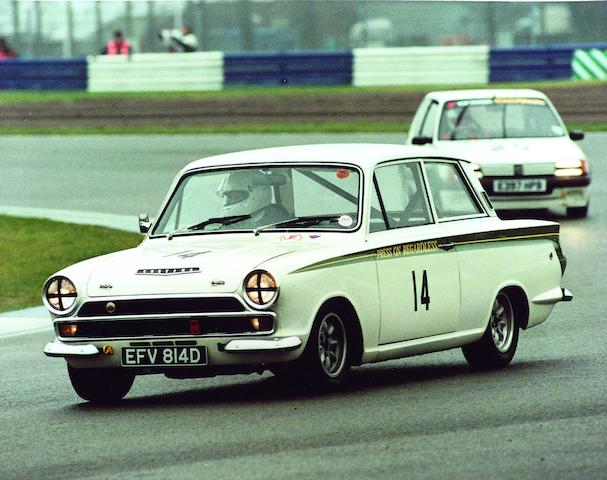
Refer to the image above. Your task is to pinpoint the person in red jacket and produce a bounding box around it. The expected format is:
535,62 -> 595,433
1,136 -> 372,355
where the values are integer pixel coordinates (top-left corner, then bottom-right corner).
0,37 -> 17,60
101,30 -> 131,55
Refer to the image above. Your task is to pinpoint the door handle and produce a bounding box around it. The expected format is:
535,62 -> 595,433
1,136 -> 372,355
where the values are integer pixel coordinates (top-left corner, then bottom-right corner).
438,241 -> 455,251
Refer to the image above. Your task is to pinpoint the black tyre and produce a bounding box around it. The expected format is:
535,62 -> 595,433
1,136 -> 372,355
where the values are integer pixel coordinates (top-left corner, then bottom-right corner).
277,305 -> 352,388
462,291 -> 519,369
68,365 -> 134,403
566,205 -> 588,218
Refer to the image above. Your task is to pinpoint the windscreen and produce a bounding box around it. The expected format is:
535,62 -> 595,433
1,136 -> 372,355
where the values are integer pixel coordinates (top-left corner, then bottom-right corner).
152,165 -> 361,237
438,98 -> 565,140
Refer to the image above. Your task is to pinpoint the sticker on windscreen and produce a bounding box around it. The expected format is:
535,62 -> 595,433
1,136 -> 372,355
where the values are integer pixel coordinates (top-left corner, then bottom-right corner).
338,215 -> 354,228
336,169 -> 350,179
494,98 -> 546,106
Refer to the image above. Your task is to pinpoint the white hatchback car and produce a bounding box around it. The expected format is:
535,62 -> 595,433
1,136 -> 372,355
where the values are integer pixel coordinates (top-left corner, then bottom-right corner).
407,89 -> 591,217
43,144 -> 572,403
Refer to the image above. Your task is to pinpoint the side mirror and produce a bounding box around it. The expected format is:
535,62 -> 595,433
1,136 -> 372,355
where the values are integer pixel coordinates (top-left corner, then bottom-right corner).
138,213 -> 152,234
411,136 -> 433,145
569,130 -> 585,141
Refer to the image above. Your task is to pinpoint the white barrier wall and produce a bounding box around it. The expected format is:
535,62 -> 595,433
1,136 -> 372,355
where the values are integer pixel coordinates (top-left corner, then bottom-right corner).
353,46 -> 489,87
87,52 -> 224,92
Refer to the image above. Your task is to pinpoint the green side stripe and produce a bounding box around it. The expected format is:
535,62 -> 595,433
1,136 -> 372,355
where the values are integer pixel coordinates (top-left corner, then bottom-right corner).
292,229 -> 558,274
454,232 -> 557,247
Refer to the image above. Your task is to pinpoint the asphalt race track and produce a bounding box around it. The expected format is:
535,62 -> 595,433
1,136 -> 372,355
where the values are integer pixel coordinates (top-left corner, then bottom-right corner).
1,134 -> 605,479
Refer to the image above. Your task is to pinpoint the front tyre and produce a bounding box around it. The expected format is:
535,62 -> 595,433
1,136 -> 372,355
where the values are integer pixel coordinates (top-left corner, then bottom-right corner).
279,306 -> 351,388
566,204 -> 589,218
68,365 -> 134,403
462,291 -> 519,369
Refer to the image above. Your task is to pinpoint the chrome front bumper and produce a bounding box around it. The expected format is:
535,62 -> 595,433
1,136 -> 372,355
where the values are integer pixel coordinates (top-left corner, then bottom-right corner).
44,341 -> 100,357
43,336 -> 303,358
222,336 -> 302,352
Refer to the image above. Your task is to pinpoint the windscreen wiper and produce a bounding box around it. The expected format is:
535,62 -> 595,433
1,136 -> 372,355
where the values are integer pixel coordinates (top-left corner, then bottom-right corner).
253,215 -> 341,236
167,214 -> 251,240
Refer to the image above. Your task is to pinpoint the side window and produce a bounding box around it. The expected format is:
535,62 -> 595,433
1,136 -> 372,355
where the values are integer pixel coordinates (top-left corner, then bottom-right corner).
419,101 -> 438,138
371,162 -> 432,232
425,162 -> 483,220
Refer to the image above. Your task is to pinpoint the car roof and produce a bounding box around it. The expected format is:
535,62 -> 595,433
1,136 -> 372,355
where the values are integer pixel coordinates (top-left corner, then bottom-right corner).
424,88 -> 549,103
181,143 -> 468,172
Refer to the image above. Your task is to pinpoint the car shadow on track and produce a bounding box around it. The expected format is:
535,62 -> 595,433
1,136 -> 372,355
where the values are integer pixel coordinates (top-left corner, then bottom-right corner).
69,357 -> 566,411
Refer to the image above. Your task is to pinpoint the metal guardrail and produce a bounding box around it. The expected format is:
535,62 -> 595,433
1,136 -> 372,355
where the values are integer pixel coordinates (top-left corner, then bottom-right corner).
224,51 -> 352,87
489,46 -> 574,82
0,58 -> 87,90
0,45 -> 605,92
490,44 -> 607,82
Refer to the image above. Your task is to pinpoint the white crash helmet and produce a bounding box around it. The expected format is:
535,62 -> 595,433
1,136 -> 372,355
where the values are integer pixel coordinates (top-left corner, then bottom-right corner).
217,170 -> 271,216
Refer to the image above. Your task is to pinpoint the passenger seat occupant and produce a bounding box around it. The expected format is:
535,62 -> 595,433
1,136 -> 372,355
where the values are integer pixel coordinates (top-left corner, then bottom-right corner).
217,170 -> 289,226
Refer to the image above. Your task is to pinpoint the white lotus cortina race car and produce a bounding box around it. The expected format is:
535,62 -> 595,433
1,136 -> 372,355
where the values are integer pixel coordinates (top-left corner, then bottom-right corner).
43,144 -> 572,403
407,89 -> 591,217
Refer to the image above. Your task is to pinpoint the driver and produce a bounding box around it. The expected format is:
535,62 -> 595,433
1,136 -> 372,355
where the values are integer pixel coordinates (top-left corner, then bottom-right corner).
217,170 -> 288,227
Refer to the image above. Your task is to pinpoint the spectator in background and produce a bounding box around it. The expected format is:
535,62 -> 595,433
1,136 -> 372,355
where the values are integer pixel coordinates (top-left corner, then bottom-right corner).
160,26 -> 199,53
102,30 -> 132,55
0,37 -> 17,60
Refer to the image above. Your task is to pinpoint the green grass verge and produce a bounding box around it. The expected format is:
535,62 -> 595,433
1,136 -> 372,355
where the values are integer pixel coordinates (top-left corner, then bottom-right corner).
0,216 -> 142,313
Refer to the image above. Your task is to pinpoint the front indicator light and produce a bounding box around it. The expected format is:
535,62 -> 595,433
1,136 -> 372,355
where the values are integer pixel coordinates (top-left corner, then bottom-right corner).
58,323 -> 78,337
244,270 -> 279,309
249,316 -> 273,332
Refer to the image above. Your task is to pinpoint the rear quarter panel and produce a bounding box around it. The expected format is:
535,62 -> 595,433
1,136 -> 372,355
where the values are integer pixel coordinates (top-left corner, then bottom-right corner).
442,218 -> 563,332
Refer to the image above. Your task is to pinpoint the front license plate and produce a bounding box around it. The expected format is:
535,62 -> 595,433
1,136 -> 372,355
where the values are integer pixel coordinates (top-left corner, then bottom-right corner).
121,346 -> 207,367
493,178 -> 547,193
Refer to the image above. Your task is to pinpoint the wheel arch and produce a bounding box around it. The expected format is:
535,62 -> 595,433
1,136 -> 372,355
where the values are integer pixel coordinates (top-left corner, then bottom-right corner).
317,296 -> 364,366
501,285 -> 530,330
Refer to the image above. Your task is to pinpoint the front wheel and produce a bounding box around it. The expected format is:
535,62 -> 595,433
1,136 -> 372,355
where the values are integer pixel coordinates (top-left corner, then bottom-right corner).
276,306 -> 351,388
566,204 -> 588,218
68,365 -> 134,403
462,291 -> 519,369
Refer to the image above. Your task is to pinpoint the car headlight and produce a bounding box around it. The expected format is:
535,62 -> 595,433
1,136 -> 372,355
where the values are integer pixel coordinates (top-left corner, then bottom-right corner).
243,270 -> 279,309
555,159 -> 587,177
43,276 -> 78,315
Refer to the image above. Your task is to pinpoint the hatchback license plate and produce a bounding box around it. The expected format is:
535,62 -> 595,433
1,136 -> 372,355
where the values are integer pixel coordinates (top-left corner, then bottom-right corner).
493,178 -> 547,193
122,346 -> 207,366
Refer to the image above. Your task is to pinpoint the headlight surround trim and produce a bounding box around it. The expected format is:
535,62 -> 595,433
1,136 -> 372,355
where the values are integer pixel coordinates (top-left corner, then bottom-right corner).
43,276 -> 79,316
243,270 -> 279,310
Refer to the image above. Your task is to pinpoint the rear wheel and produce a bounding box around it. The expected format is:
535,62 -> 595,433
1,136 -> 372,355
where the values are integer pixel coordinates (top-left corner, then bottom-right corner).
68,365 -> 134,403
462,291 -> 519,369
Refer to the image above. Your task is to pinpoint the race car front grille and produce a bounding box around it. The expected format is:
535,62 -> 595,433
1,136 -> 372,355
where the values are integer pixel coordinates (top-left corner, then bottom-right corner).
57,315 -> 274,339
77,297 -> 245,317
